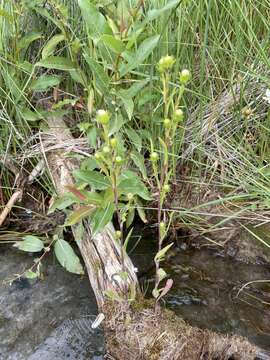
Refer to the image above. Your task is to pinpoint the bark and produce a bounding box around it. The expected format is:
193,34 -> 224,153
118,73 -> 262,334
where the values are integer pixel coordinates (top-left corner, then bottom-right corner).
45,116 -> 138,309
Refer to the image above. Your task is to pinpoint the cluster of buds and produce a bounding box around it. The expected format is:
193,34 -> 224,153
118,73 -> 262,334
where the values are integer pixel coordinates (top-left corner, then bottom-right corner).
157,55 -> 175,73
95,110 -> 123,166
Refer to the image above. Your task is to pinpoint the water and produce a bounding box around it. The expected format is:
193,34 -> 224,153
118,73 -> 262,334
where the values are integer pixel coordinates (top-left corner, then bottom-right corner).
1,231 -> 270,358
132,234 -> 270,352
0,246 -> 104,360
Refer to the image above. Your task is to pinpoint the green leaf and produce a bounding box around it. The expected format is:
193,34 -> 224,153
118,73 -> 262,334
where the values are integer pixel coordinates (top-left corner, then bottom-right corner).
123,227 -> 134,251
84,54 -> 110,95
18,32 -> 42,51
91,202 -> 115,235
30,75 -> 61,91
78,0 -> 111,41
137,204 -> 147,223
74,169 -> 111,190
154,243 -> 174,262
125,128 -> 142,152
69,68 -> 87,86
101,34 -> 125,53
120,96 -> 134,120
120,35 -> 160,76
54,239 -> 84,274
126,208 -> 135,228
152,288 -> 160,299
81,156 -> 99,171
14,235 -> 44,253
143,0 -> 180,24
21,107 -> 43,121
25,270 -> 39,279
65,205 -> 94,226
118,177 -> 151,201
119,80 -> 149,98
36,56 -> 75,71
157,268 -> 167,282
34,7 -> 64,31
85,191 -> 103,205
42,34 -> 65,59
48,196 -> 76,214
130,152 -> 147,180
87,127 -> 97,148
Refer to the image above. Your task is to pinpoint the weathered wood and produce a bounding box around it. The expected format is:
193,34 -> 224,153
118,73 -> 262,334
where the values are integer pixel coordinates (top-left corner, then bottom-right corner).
45,116 -> 139,308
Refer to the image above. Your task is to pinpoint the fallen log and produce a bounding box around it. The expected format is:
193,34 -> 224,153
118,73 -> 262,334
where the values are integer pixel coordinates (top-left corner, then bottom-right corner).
45,115 -> 267,360
45,116 -> 138,307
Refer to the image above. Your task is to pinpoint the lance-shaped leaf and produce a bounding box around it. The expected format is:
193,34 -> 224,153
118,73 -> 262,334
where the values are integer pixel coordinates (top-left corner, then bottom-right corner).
154,243 -> 174,262
73,169 -> 111,190
64,205 -> 94,226
54,239 -> 84,274
30,75 -> 61,91
14,235 -> 44,253
42,34 -> 65,59
36,56 -> 76,71
118,177 -> 152,201
91,202 -> 115,235
101,34 -> 125,53
78,0 -> 111,41
120,35 -> 160,76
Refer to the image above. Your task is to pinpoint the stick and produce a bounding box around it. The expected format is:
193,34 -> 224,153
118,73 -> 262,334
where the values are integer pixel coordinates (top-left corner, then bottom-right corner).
0,190 -> 22,227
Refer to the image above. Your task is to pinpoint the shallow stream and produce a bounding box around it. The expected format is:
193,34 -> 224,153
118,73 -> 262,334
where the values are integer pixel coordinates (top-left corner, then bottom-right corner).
1,232 -> 270,359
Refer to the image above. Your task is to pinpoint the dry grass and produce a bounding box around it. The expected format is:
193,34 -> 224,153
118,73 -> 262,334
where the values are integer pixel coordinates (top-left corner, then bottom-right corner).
104,302 -> 259,360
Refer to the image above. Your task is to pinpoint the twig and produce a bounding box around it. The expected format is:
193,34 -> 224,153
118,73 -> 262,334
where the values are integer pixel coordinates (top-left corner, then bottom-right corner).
0,190 -> 23,227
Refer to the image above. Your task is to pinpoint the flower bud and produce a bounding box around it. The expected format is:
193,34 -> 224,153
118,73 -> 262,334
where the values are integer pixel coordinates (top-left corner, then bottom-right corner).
127,193 -> 134,201
179,69 -> 191,84
103,146 -> 110,154
115,231 -> 122,239
163,118 -> 171,128
96,109 -> 110,125
163,184 -> 170,193
95,152 -> 101,160
157,55 -> 175,73
110,138 -> 117,148
174,108 -> 184,122
150,152 -> 159,162
115,156 -> 122,164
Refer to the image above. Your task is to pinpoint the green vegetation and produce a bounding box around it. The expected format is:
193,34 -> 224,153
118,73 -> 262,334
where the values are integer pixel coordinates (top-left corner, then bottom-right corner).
0,0 -> 270,295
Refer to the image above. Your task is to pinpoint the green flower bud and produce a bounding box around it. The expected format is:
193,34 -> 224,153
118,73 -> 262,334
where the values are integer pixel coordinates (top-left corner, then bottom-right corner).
160,221 -> 166,231
103,146 -> 110,154
150,152 -> 159,162
115,230 -> 122,239
110,138 -> 117,148
95,152 -> 101,159
127,193 -> 134,201
174,108 -> 184,122
96,109 -> 110,125
157,55 -> 175,73
163,184 -> 170,193
163,118 -> 171,128
179,69 -> 191,84
115,156 -> 122,164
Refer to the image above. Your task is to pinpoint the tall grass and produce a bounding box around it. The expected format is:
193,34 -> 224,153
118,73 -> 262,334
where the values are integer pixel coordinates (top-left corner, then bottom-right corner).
1,0 -> 270,240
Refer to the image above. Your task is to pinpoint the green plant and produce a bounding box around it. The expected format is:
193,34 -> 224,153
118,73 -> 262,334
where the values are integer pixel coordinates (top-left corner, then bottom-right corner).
150,57 -> 191,306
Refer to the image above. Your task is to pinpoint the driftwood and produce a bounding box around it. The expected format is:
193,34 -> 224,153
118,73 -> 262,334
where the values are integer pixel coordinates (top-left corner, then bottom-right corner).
44,116 -> 267,360
45,116 -> 138,307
